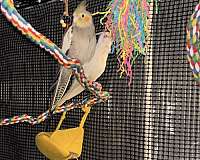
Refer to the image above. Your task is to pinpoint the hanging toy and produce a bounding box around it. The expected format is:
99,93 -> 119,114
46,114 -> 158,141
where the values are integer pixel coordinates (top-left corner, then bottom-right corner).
186,3 -> 200,85
102,0 -> 154,85
60,0 -> 71,29
36,105 -> 91,160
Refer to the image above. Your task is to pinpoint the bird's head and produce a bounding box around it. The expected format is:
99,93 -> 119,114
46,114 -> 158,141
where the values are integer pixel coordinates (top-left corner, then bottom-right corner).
73,1 -> 93,28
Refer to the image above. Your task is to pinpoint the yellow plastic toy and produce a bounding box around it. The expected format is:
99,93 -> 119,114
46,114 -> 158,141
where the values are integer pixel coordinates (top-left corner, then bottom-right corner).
36,106 -> 91,160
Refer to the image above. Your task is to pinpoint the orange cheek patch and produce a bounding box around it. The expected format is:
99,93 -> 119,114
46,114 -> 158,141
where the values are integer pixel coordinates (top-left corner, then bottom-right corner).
84,16 -> 90,23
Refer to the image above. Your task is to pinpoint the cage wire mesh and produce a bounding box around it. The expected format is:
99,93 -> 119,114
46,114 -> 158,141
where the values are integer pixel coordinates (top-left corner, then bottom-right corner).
0,0 -> 200,159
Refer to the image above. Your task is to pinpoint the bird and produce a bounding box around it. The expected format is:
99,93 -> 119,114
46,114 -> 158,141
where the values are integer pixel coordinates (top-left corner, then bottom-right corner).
55,32 -> 113,107
51,1 -> 96,111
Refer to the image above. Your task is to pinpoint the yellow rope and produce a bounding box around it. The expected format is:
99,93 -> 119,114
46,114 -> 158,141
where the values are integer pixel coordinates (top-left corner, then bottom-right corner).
56,111 -> 67,130
55,104 -> 91,131
79,105 -> 91,128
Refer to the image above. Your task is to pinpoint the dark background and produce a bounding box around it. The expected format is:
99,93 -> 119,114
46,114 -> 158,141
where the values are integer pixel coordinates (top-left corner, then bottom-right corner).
0,0 -> 199,159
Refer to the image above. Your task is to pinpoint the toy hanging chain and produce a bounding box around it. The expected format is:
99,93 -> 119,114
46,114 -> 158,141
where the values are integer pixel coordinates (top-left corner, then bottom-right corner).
0,0 -> 109,126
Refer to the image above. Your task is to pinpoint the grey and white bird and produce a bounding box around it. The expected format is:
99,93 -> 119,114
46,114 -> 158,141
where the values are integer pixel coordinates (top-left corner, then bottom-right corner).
55,32 -> 113,107
51,1 -> 96,111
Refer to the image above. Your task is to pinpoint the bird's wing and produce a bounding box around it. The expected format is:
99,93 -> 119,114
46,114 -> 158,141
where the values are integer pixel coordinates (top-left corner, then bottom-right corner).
52,68 -> 72,107
62,26 -> 73,53
50,26 -> 73,110
86,31 -> 97,60
68,25 -> 96,63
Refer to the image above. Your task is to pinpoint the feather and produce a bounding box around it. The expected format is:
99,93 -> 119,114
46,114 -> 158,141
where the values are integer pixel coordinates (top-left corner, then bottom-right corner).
74,1 -> 87,14
51,26 -> 73,110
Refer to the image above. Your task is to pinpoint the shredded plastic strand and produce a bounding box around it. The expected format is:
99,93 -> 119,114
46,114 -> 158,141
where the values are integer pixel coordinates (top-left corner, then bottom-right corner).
103,0 -> 153,85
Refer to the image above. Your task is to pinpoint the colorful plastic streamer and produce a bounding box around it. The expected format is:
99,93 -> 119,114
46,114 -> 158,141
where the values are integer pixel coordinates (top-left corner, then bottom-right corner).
0,0 -> 109,125
104,0 -> 152,85
186,4 -> 200,84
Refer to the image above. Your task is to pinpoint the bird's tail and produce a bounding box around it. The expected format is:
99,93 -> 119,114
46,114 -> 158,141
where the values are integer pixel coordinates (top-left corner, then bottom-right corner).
56,80 -> 85,107
50,67 -> 72,112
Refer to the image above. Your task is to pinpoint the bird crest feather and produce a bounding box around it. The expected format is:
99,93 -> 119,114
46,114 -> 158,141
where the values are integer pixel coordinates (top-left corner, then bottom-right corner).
74,1 -> 87,14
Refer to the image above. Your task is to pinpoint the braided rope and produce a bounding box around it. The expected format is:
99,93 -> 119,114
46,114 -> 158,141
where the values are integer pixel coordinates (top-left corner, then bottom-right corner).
0,0 -> 110,126
0,98 -> 102,126
186,3 -> 200,84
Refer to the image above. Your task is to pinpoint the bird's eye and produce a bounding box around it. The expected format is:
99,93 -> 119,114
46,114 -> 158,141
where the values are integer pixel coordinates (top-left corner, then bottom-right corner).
81,14 -> 85,18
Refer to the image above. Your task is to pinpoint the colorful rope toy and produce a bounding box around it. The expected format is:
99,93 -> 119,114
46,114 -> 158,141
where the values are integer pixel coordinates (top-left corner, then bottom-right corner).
0,0 -> 109,126
103,0 -> 152,86
186,3 -> 200,84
